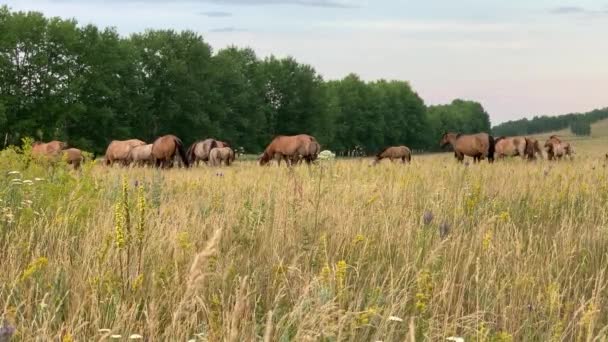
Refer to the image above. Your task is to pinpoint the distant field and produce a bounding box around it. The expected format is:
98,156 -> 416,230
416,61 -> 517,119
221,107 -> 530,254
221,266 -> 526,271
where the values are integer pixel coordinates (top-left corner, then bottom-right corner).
1,142 -> 608,341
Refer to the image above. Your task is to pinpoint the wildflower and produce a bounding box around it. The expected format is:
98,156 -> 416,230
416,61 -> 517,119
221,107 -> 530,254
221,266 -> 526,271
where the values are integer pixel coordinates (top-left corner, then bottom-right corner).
447,337 -> 464,342
129,334 -> 143,339
388,316 -> 403,322
0,321 -> 16,340
7,171 -> 20,175
439,222 -> 450,239
98,329 -> 111,333
34,177 -> 45,181
423,211 -> 434,225
110,334 -> 122,339
23,179 -> 34,185
352,234 -> 366,244
20,257 -> 48,282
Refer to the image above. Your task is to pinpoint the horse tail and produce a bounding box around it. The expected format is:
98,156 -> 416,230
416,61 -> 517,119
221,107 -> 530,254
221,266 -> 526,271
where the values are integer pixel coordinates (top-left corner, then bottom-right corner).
488,135 -> 496,162
406,149 -> 412,162
186,142 -> 197,164
174,137 -> 190,168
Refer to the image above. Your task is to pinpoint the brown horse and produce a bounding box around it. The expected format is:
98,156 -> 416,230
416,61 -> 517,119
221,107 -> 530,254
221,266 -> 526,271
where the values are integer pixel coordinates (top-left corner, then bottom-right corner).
259,134 -> 320,166
209,147 -> 235,166
128,144 -> 154,167
372,146 -> 411,165
62,148 -> 84,170
187,139 -> 219,165
494,136 -> 527,159
151,135 -> 189,168
440,132 -> 495,163
105,139 -> 146,166
32,141 -> 67,158
545,135 -> 573,160
524,138 -> 543,160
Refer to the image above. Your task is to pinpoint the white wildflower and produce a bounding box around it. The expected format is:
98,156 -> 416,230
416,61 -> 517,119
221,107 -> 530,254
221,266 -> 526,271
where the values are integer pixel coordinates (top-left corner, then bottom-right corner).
23,179 -> 33,185
129,334 -> 143,339
388,316 -> 403,322
98,328 -> 111,333
447,337 -> 465,342
110,334 -> 122,339
7,171 -> 20,175
34,177 -> 45,181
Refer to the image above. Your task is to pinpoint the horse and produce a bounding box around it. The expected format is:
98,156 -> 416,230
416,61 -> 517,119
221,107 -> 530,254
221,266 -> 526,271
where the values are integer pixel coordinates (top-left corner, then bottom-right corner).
494,136 -> 527,159
128,144 -> 154,167
32,141 -> 67,158
62,148 -> 84,170
151,135 -> 189,168
105,139 -> 146,166
187,139 -> 219,166
440,132 -> 495,163
209,147 -> 235,167
524,138 -> 543,160
371,146 -> 411,165
545,135 -> 573,161
259,134 -> 320,166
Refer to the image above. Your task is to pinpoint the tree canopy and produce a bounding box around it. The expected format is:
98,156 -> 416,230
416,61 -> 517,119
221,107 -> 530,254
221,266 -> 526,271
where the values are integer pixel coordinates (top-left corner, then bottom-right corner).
1,6 -> 499,155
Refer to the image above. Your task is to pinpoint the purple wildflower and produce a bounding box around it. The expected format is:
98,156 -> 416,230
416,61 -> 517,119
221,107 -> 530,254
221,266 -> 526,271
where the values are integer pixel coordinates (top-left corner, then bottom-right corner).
423,211 -> 434,225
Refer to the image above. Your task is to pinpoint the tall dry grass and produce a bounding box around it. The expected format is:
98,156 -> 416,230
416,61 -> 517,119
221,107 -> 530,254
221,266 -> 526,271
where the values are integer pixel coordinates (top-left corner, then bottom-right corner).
1,142 -> 608,341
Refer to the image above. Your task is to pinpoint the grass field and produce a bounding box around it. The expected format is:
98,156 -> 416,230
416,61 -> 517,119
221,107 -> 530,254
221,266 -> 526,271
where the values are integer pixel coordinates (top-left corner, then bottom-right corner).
1,138 -> 608,341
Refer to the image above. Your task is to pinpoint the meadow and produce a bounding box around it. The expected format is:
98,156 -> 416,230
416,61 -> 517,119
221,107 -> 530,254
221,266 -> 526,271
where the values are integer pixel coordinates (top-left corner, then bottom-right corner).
1,137 -> 608,341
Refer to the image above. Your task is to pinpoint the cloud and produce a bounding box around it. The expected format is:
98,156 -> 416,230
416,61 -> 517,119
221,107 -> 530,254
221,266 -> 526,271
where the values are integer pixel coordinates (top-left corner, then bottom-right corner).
549,6 -> 608,15
317,20 -> 512,33
209,26 -> 247,33
48,0 -> 357,8
200,11 -> 232,17
204,0 -> 356,8
550,6 -> 586,14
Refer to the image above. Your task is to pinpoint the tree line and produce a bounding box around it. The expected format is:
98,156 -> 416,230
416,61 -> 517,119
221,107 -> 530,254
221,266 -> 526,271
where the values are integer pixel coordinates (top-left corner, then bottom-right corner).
0,7 -> 492,155
492,108 -> 608,137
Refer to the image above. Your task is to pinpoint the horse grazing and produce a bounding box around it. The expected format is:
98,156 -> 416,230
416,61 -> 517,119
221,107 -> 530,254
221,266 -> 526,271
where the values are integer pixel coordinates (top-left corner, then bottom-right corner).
440,132 -> 495,163
545,135 -> 573,160
151,135 -> 189,168
128,144 -> 154,167
105,139 -> 146,166
524,138 -> 543,160
63,148 -> 84,170
494,136 -> 527,159
32,141 -> 67,158
259,134 -> 320,166
372,146 -> 411,165
209,147 -> 235,167
187,139 -> 219,165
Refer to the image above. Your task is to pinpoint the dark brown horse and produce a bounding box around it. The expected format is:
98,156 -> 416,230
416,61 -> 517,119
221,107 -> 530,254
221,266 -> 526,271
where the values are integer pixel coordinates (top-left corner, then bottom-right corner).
372,146 -> 411,165
151,135 -> 190,168
440,132 -> 495,163
524,138 -> 543,160
259,134 -> 320,166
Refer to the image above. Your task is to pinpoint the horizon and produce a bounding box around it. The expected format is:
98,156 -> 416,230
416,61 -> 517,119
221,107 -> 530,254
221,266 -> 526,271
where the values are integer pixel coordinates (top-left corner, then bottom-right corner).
4,0 -> 608,125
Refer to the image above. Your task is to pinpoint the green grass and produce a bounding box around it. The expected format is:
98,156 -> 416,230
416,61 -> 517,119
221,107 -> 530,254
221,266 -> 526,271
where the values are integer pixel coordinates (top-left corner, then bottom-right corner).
1,140 -> 608,341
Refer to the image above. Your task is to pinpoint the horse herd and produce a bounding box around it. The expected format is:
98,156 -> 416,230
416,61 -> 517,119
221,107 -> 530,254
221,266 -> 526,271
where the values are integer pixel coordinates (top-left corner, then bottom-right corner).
28,131 -> 575,170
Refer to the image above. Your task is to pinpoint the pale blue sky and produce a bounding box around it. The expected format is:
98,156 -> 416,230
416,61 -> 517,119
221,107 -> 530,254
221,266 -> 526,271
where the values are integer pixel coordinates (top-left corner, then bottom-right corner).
5,0 -> 608,124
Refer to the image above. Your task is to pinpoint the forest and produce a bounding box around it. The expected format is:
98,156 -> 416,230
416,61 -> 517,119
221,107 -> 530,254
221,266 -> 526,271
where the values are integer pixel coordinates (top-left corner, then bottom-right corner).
0,7 -> 493,155
492,108 -> 608,137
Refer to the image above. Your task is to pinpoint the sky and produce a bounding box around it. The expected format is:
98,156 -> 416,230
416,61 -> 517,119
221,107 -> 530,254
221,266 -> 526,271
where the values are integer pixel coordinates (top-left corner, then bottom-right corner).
4,0 -> 608,124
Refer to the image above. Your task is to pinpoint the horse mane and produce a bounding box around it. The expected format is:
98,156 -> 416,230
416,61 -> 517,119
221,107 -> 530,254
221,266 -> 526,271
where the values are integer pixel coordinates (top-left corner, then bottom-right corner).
455,133 -> 462,139
494,136 -> 506,144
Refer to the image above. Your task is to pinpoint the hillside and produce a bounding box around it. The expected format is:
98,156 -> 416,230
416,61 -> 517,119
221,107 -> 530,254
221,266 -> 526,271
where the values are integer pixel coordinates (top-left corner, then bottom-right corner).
492,108 -> 608,137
